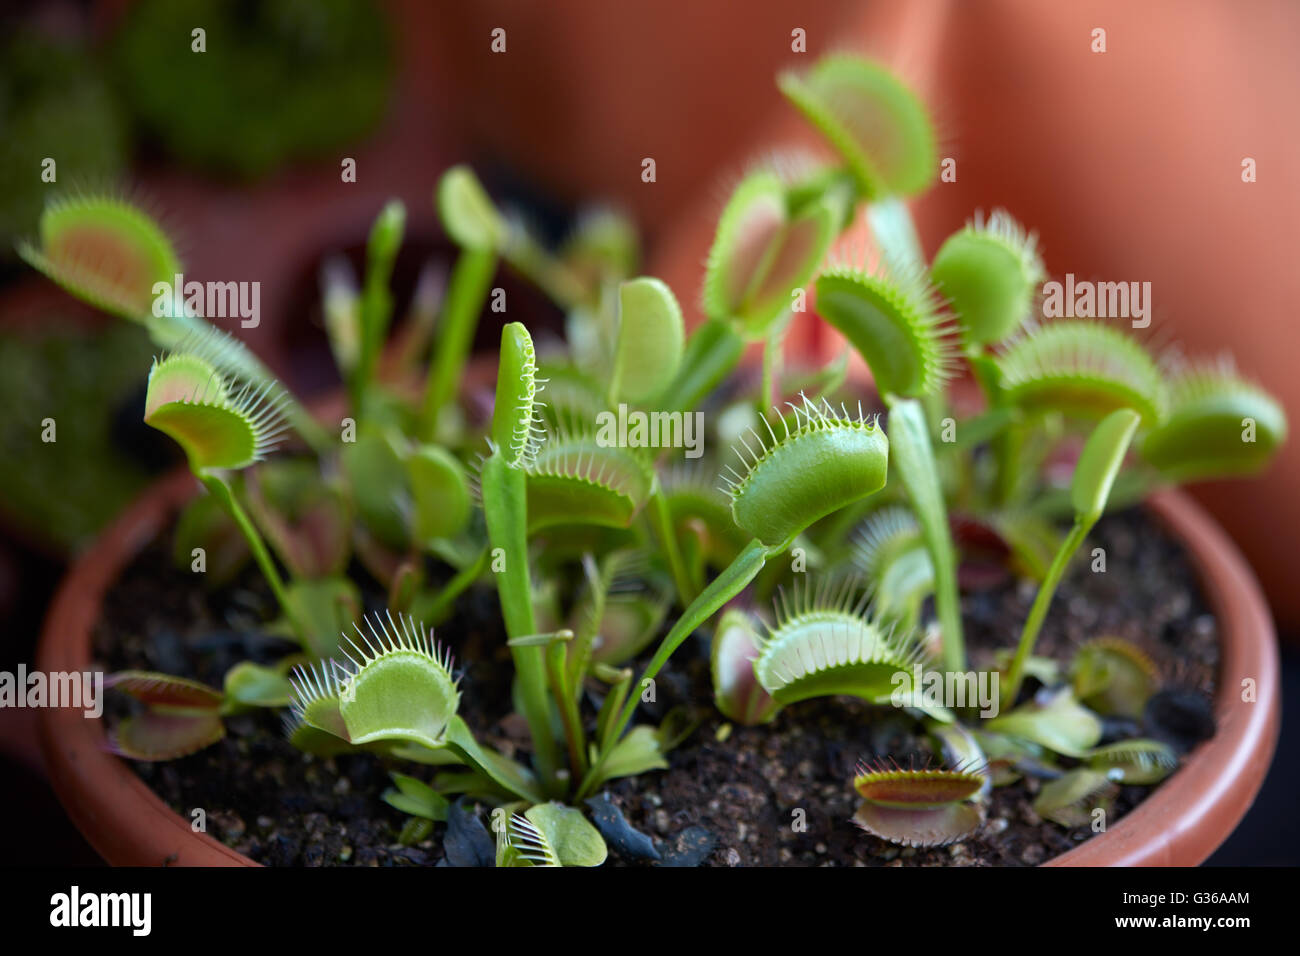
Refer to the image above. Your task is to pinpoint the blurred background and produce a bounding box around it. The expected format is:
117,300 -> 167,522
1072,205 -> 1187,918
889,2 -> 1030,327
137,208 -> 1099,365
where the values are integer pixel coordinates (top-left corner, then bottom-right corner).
1,0 -> 1295,864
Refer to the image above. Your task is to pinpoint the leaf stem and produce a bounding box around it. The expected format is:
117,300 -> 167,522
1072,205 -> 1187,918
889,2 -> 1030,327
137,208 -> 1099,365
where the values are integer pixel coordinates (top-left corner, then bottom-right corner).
576,537 -> 768,799
419,248 -> 496,442
479,454 -> 563,794
647,485 -> 696,605
1003,519 -> 1090,705
412,545 -> 490,623
885,398 -> 965,673
545,640 -> 588,778
200,474 -> 300,639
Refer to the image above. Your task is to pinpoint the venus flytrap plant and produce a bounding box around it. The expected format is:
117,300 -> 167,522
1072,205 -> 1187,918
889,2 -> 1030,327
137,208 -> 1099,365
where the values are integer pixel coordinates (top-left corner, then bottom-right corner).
931,210 -> 1045,353
751,578 -> 945,717
851,506 -> 934,633
104,659 -> 303,760
850,760 -> 987,847
142,340 -> 308,641
1069,636 -> 1159,719
579,395 -> 891,798
1032,768 -> 1117,828
711,607 -> 780,725
703,169 -> 837,340
810,260 -> 965,671
32,49 -> 1292,863
479,322 -> 565,794
352,199 -> 406,415
779,55 -> 936,203
1141,356 -> 1288,482
19,191 -> 330,451
1086,739 -> 1179,785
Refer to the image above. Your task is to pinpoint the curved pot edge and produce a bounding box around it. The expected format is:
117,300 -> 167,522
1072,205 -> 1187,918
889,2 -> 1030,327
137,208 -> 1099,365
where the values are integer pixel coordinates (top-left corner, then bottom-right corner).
1044,488 -> 1280,866
36,478 -> 1278,867
36,469 -> 257,867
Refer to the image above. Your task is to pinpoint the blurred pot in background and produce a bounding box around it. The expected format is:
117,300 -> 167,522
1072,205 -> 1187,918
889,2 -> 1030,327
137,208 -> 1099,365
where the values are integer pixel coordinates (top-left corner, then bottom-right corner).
429,0 -> 940,242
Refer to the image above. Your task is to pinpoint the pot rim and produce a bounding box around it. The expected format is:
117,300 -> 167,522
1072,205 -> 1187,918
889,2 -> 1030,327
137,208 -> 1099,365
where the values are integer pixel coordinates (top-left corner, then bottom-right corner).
36,475 -> 1278,866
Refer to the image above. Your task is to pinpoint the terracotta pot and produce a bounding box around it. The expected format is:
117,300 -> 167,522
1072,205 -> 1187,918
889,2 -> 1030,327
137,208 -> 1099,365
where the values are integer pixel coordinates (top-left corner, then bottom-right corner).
37,471 -> 1278,866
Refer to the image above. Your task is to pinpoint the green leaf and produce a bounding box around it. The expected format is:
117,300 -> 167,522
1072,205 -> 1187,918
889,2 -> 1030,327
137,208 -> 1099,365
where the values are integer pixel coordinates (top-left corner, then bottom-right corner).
657,317 -> 745,413
1069,636 -> 1158,719
610,277 -> 685,403
408,443 -> 471,543
851,506 -> 933,628
1086,739 -> 1178,784
711,608 -> 779,725
223,661 -> 293,709
525,432 -> 655,532
340,426 -> 411,549
507,629 -> 574,648
382,772 -> 450,821
144,352 -> 289,472
523,803 -> 608,867
995,321 -> 1164,424
887,399 -> 963,671
491,322 -> 544,468
1032,768 -> 1116,827
814,267 -> 954,398
437,165 -> 505,251
725,395 -> 888,550
752,581 -> 929,707
336,613 -> 461,750
1070,408 -> 1141,523
593,725 -> 668,783
283,577 -> 362,661
930,210 -> 1044,347
1141,359 -> 1287,482
779,55 -> 937,200
702,172 -> 834,336
987,688 -> 1102,758
17,192 -> 181,320
444,716 -> 545,804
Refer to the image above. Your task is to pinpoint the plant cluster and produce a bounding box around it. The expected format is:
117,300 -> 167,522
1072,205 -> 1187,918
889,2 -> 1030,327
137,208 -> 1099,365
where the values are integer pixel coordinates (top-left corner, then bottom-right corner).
22,53 -> 1286,861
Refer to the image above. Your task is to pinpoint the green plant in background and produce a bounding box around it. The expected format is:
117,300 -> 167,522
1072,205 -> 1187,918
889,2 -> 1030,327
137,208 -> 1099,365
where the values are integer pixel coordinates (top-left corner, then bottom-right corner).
0,322 -> 156,549
25,51 -> 1288,862
0,29 -> 128,259
110,0 -> 391,179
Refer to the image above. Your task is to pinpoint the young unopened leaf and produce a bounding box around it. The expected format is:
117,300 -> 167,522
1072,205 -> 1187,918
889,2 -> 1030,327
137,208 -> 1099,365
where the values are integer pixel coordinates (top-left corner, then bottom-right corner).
1071,408 -> 1140,523
438,165 -> 505,251
408,443 -> 472,543
610,277 -> 684,403
382,772 -> 450,822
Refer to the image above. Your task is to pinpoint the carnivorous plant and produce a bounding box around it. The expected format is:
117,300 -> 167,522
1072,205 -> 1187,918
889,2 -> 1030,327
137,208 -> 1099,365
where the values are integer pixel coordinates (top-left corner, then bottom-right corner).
23,52 -> 1285,860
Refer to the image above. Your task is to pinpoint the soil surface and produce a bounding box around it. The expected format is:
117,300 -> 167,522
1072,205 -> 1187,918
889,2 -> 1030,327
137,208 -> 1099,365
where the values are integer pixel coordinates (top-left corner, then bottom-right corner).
97,508 -> 1218,866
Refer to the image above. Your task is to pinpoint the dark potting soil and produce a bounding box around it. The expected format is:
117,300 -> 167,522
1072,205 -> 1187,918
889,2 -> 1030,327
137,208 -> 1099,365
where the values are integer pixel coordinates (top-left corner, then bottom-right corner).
95,507 -> 1218,866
